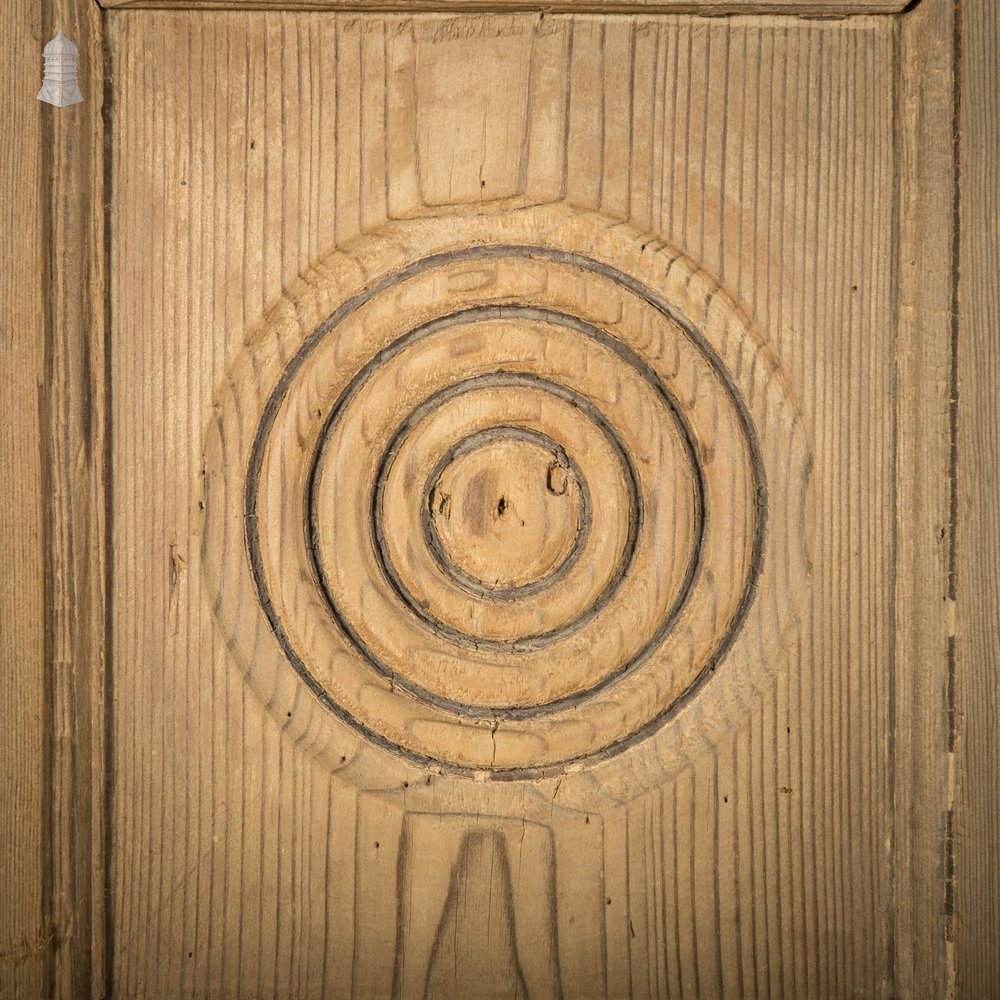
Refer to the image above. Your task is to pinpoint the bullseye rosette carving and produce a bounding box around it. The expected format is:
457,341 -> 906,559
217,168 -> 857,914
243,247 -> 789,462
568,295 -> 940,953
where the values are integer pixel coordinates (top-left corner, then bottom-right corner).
203,206 -> 810,783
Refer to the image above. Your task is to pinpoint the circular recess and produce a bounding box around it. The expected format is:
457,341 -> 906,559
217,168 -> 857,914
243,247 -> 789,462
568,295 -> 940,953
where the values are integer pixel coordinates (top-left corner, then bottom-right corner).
423,428 -> 586,598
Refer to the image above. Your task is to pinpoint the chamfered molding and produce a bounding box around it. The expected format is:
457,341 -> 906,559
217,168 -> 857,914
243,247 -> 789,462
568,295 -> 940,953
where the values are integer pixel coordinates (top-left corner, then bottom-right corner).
99,0 -> 908,13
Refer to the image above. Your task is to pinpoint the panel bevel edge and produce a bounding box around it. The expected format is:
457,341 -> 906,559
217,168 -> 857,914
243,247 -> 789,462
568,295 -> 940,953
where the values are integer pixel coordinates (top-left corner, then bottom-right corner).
40,0 -> 110,997
95,0 -> 909,15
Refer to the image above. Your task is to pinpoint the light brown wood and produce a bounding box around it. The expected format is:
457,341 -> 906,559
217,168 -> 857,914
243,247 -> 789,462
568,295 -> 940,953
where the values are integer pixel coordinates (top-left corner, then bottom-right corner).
37,0 -> 111,997
892,0 -> 957,995
1,2 -> 108,998
207,205 -> 806,773
956,0 -> 1000,994
4,0 -> 993,996
105,8 -> 907,997
99,0 -> 909,13
0,2 -> 49,995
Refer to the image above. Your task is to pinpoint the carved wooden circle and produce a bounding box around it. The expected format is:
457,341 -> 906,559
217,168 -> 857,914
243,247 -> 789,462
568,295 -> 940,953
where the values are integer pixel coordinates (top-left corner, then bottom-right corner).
204,206 -> 810,783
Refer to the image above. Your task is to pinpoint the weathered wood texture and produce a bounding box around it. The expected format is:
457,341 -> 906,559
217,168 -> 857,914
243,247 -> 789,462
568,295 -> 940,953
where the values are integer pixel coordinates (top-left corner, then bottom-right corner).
956,0 -> 1000,995
100,1 -> 908,13
1,2 -> 108,998
892,0 -> 956,995
0,2 -> 48,995
107,9 -> 907,997
38,0 -> 110,998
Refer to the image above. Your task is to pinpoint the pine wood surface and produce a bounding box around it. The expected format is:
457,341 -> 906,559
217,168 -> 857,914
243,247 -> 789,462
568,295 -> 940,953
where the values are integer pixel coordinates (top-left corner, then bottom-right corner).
43,0 -> 113,998
4,0 -> 992,996
105,9 -> 906,998
99,1 -> 909,15
37,0 -> 111,997
956,0 -> 1000,994
0,2 -> 48,994
1,1 -> 108,998
891,0 -> 957,995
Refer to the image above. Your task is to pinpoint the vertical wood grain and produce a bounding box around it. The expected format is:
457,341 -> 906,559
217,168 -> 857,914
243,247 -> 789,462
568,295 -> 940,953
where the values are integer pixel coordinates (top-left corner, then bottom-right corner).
107,11 -> 902,998
892,0 -> 956,995
635,17 -> 897,999
39,0 -> 110,997
0,3 -> 48,997
956,0 -> 1000,994
2,2 -> 108,998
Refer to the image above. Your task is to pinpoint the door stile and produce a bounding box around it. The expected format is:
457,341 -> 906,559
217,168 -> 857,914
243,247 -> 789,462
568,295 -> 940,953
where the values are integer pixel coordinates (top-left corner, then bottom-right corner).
893,0 -> 959,995
40,0 -> 111,996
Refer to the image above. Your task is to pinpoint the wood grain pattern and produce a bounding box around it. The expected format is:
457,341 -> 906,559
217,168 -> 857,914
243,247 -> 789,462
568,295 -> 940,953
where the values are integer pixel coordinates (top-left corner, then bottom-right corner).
1,2 -> 108,998
0,3 -> 48,996
106,9 -> 907,997
99,0 -> 909,13
38,1 -> 110,997
892,0 -> 957,995
956,0 -> 1000,994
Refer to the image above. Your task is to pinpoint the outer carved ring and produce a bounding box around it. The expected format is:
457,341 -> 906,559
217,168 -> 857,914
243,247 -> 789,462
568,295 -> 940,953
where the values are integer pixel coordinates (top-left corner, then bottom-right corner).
203,205 -> 811,786
250,247 -> 758,760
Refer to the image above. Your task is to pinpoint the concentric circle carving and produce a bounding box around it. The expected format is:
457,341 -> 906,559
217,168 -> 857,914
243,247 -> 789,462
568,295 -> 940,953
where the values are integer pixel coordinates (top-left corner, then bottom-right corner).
204,206 -> 810,781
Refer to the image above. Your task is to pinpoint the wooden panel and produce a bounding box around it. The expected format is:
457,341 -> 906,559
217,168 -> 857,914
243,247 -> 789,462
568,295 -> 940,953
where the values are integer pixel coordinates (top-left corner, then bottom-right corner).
957,0 -> 1000,995
107,9 -> 902,998
0,2 -> 48,996
100,1 -> 908,13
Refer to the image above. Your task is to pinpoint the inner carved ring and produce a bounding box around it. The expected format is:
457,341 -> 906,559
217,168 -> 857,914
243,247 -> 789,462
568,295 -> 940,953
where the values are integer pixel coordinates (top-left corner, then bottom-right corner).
367,370 -> 646,653
422,425 -> 591,600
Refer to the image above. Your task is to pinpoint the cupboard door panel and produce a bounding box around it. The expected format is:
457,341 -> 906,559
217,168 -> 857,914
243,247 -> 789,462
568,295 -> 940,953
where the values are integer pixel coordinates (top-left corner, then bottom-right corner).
100,8 -> 941,998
